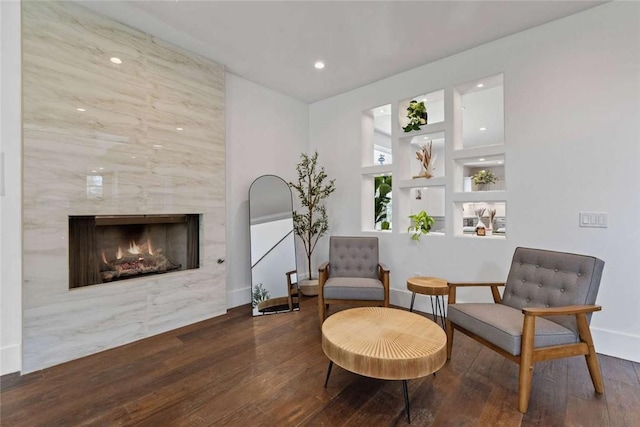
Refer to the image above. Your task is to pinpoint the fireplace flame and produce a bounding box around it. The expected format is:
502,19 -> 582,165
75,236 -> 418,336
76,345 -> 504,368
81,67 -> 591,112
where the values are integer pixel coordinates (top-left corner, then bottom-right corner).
147,238 -> 154,255
128,239 -> 141,255
101,250 -> 108,265
116,247 -> 123,260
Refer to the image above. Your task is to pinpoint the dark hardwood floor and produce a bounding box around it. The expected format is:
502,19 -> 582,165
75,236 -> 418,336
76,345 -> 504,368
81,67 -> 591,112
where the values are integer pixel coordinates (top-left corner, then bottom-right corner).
2,296 -> 639,426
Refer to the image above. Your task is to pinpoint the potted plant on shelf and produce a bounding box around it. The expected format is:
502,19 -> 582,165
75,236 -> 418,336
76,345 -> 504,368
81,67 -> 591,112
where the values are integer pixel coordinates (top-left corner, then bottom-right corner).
408,210 -> 435,240
471,169 -> 498,191
403,100 -> 428,132
289,151 -> 336,295
374,175 -> 392,230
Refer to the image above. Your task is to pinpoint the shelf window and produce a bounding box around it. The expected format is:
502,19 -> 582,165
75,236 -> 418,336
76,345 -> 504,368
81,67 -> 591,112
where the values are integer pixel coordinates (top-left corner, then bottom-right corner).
363,104 -> 392,167
458,74 -> 504,149
407,131 -> 446,180
409,187 -> 445,234
459,154 -> 505,192
460,201 -> 506,237
374,174 -> 392,231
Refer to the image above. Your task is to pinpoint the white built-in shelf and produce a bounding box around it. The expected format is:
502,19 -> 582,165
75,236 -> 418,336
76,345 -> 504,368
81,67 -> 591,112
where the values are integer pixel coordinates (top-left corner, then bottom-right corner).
361,164 -> 393,175
452,144 -> 505,160
397,122 -> 446,140
398,177 -> 446,189
452,191 -> 506,203
456,233 -> 506,240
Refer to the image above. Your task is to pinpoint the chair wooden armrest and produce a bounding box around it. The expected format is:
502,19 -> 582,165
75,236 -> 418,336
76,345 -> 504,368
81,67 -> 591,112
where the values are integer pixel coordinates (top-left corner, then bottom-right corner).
318,262 -> 330,288
447,282 -> 505,304
522,305 -> 601,317
377,263 -> 390,307
318,261 -> 329,273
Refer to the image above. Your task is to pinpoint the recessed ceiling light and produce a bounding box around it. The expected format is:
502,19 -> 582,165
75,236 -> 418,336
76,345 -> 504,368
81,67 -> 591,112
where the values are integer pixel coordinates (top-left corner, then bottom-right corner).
479,158 -> 486,162
497,161 -> 504,164
314,61 -> 325,69
110,57 -> 122,64
131,156 -> 136,159
76,108 -> 85,112
99,167 -> 104,170
153,144 -> 163,148
477,83 -> 484,88
480,127 -> 487,131
176,127 -> 183,131
91,170 -> 97,173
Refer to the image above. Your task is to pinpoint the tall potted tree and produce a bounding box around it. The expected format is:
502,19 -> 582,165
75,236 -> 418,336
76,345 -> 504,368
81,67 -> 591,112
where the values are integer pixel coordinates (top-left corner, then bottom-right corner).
289,151 -> 336,295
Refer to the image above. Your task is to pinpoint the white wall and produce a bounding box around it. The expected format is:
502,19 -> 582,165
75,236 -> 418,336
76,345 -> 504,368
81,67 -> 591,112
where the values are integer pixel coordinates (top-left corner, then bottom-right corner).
226,73 -> 308,308
309,2 -> 640,362
0,0 -> 22,375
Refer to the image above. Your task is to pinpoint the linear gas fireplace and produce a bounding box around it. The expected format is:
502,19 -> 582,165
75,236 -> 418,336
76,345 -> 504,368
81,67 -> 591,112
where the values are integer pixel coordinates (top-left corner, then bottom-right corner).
69,214 -> 200,288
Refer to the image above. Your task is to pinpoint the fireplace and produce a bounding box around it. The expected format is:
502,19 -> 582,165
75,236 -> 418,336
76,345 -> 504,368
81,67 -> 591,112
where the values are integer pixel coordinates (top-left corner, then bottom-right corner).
69,214 -> 200,288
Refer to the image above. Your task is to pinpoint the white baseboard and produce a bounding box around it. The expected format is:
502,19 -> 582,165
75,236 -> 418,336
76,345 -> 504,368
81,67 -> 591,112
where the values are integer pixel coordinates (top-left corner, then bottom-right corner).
390,288 -> 440,315
227,286 -> 251,309
591,327 -> 640,363
1,344 -> 21,375
390,288 -> 640,363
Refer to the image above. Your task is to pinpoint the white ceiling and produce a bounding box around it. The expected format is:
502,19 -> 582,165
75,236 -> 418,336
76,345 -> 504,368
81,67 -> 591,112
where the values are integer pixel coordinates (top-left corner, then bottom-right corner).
79,1 -> 606,104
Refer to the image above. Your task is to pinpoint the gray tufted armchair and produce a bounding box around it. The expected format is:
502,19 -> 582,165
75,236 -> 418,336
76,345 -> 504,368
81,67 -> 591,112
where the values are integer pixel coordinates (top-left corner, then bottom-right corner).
446,247 -> 605,413
318,236 -> 390,323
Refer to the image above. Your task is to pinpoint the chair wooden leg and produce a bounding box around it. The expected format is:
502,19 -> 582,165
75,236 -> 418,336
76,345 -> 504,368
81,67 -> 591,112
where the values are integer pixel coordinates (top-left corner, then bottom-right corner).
445,319 -> 454,360
577,313 -> 605,394
518,314 -> 536,413
318,295 -> 325,325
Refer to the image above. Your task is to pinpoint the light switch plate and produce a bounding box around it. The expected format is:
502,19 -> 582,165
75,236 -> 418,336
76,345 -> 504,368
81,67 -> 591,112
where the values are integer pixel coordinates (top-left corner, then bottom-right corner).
579,212 -> 607,228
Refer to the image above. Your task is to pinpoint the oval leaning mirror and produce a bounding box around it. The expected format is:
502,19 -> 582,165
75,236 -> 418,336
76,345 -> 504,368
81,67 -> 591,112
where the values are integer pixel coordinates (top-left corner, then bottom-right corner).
249,175 -> 299,316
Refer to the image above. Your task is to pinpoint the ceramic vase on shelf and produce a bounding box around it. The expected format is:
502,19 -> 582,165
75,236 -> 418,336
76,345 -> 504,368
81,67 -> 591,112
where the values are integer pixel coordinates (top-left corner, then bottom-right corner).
476,216 -> 487,236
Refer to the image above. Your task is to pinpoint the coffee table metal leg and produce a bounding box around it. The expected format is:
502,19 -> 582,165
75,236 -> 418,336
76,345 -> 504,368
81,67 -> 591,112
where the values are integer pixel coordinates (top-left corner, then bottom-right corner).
409,292 -> 416,312
402,379 -> 411,423
436,295 -> 446,329
324,361 -> 334,388
429,296 -> 437,323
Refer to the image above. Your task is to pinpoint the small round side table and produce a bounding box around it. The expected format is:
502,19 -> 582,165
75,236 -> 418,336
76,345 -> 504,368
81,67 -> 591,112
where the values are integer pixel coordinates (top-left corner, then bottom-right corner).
407,276 -> 448,329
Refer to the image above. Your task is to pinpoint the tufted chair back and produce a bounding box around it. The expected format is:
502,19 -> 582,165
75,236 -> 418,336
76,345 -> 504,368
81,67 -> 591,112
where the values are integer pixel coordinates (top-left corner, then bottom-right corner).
502,247 -> 605,334
329,236 -> 379,279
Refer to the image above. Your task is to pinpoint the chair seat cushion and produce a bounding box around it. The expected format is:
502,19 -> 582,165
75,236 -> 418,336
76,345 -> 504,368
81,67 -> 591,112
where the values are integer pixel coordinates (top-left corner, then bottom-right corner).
448,303 -> 578,356
323,277 -> 384,301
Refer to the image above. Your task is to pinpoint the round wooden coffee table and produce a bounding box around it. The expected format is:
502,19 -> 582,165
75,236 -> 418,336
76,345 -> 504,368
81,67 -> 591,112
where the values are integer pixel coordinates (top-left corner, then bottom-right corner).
407,276 -> 449,329
322,307 -> 447,423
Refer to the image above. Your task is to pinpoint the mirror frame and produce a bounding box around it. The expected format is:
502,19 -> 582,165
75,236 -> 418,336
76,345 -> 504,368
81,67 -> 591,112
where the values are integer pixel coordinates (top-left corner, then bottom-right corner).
248,175 -> 298,316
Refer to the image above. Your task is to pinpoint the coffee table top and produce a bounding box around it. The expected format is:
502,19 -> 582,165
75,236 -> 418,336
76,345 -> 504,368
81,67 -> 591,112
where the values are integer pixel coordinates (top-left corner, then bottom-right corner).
321,307 -> 447,380
407,276 -> 449,296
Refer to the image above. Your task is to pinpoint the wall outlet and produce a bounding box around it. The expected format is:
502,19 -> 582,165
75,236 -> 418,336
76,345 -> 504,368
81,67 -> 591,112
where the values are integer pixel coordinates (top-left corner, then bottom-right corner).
579,212 -> 608,228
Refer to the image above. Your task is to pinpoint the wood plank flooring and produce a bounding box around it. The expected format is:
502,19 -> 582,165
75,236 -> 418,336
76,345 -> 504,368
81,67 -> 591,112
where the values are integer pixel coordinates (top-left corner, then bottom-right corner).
2,296 -> 639,426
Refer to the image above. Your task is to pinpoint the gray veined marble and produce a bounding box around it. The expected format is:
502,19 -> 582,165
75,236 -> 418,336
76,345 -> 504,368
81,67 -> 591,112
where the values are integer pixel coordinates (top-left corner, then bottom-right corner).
21,1 -> 226,373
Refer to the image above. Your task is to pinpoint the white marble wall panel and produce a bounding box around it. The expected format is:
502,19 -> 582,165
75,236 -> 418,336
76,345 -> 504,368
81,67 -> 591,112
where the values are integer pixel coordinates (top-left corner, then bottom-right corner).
21,1 -> 226,373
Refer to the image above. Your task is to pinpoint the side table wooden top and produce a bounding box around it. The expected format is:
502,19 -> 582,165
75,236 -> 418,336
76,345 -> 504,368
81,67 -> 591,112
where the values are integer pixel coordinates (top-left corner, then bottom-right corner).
321,307 -> 447,380
407,276 -> 449,296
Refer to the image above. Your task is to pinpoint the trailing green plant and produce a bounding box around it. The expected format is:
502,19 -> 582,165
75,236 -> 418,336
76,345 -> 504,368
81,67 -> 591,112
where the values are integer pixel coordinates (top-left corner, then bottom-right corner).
252,283 -> 270,307
402,100 -> 427,132
289,151 -> 336,279
374,175 -> 392,230
471,169 -> 498,185
407,210 -> 435,240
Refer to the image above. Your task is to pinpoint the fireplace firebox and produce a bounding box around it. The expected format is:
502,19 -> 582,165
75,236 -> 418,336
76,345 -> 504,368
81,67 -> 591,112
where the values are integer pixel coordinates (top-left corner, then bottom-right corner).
69,214 -> 200,288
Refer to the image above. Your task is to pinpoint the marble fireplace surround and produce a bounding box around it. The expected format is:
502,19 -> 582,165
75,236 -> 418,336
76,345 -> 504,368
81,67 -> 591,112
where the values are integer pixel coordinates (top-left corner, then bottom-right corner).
22,2 -> 226,373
